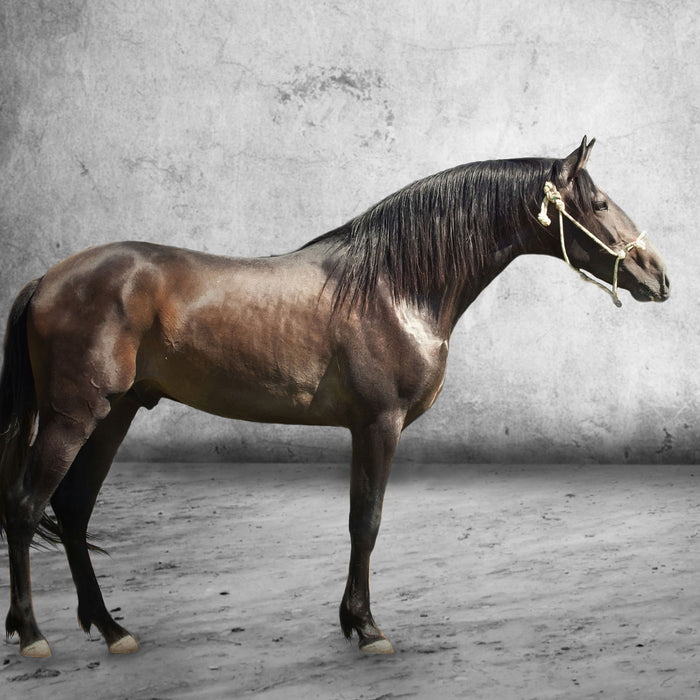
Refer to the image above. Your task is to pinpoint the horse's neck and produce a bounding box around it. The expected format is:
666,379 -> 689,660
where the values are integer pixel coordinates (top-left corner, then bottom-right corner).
444,229 -> 535,333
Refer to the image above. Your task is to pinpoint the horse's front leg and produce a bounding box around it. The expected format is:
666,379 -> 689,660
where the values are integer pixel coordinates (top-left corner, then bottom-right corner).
340,413 -> 403,654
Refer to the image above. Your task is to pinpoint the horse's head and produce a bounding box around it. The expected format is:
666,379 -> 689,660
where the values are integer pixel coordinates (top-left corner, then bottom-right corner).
540,137 -> 669,305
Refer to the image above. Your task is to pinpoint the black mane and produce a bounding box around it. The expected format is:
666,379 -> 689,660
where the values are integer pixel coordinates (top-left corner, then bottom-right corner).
305,157 -> 562,313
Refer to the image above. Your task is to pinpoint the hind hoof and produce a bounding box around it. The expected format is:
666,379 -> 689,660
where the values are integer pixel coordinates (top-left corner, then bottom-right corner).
109,634 -> 139,654
21,638 -> 52,658
359,636 -> 394,654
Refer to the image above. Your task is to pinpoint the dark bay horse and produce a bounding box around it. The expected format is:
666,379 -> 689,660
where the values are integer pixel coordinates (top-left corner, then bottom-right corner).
0,137 -> 669,658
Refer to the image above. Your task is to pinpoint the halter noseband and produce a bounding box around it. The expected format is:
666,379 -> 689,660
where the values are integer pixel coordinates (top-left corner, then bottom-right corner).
537,181 -> 647,307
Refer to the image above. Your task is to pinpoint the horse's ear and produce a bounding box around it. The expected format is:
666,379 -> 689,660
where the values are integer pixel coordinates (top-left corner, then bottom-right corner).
560,136 -> 596,183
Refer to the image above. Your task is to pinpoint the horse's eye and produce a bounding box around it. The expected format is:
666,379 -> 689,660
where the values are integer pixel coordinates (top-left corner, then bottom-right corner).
593,200 -> 608,211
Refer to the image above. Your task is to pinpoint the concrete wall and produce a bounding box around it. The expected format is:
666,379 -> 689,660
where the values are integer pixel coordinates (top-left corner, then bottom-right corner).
0,1 -> 697,463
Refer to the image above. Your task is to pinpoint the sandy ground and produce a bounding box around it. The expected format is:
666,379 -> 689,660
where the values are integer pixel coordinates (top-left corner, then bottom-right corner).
1,461 -> 699,700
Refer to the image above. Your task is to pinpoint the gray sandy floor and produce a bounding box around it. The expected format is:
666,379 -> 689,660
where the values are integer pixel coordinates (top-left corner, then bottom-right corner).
1,462 -> 699,699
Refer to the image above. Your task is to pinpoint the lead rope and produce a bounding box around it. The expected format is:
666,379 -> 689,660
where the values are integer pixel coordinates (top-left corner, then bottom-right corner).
537,181 -> 647,307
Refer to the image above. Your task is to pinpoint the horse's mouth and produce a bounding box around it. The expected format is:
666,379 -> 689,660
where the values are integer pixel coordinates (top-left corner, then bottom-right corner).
630,279 -> 670,303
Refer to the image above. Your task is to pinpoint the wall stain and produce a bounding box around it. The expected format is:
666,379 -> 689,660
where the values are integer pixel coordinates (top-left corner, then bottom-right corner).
274,65 -> 395,150
122,155 -> 200,192
276,65 -> 384,106
656,427 -> 673,455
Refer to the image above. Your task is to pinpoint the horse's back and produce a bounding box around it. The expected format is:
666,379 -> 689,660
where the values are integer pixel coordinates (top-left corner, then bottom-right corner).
30,240 -> 330,335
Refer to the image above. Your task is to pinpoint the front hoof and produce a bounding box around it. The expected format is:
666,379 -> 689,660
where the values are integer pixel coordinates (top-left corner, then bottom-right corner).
21,638 -> 52,658
359,635 -> 394,654
109,633 -> 139,654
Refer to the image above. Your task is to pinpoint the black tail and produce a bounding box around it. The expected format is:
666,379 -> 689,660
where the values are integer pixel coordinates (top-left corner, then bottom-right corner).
0,279 -> 41,539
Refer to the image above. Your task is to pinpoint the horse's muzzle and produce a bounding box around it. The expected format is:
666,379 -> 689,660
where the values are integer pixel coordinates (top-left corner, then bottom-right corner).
631,273 -> 670,302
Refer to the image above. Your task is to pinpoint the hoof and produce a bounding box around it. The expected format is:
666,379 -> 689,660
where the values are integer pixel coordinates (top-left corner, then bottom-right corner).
359,636 -> 394,654
109,634 -> 139,654
21,638 -> 52,658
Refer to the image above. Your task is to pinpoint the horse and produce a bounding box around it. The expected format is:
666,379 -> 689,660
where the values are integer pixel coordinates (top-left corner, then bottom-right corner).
0,136 -> 669,658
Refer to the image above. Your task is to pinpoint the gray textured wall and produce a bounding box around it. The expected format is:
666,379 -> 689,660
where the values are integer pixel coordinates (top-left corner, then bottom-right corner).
0,1 -> 697,463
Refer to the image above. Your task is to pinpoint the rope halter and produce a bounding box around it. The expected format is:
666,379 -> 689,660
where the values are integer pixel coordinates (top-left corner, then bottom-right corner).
537,181 -> 647,307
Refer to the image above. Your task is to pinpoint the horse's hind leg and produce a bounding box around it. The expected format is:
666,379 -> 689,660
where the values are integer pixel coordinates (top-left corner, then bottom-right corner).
50,392 -> 140,654
5,410 -> 100,657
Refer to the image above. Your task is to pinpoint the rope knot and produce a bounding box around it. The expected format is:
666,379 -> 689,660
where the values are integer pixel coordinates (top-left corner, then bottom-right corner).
538,181 -> 565,226
629,231 -> 648,252
543,181 -> 559,200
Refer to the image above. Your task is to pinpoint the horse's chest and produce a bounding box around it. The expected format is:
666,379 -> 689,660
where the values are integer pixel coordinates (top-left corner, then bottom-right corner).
401,338 -> 448,420
365,310 -> 449,421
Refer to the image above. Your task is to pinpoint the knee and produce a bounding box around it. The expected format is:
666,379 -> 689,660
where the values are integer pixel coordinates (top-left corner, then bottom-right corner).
349,510 -> 382,542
